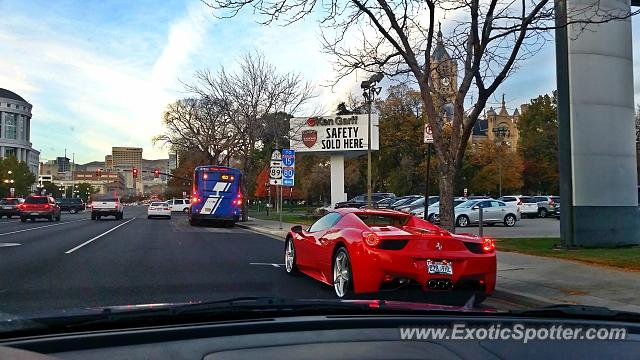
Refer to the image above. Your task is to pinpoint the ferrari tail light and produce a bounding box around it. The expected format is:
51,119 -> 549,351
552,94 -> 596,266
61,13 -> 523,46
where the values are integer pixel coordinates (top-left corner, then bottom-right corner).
115,203 -> 119,209
481,237 -> 496,253
362,231 -> 380,247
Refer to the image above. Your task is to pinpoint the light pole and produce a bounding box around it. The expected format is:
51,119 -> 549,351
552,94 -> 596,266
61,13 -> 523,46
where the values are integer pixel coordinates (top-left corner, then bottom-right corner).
361,72 -> 384,208
492,126 -> 510,197
3,170 -> 14,197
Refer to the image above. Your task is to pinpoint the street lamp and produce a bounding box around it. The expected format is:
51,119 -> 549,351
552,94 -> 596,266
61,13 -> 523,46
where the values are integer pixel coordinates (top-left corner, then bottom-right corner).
492,126 -> 510,197
361,72 -> 384,208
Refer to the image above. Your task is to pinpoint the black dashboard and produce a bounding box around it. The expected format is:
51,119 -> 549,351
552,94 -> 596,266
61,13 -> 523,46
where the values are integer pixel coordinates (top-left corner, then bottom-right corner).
2,315 -> 640,359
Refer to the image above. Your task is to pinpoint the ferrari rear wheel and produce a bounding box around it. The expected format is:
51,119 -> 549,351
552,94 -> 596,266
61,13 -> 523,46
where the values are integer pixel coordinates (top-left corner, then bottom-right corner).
333,248 -> 353,298
284,238 -> 298,275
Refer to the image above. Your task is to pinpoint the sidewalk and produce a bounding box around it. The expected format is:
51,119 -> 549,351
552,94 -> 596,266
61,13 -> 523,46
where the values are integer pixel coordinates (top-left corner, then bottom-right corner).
238,218 -> 640,312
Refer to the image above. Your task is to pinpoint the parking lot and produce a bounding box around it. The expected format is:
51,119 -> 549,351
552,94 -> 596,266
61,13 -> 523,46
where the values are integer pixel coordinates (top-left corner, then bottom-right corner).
453,217 -> 560,238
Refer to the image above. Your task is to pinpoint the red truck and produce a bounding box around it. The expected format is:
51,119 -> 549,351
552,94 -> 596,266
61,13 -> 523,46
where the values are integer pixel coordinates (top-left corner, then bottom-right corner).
18,196 -> 61,222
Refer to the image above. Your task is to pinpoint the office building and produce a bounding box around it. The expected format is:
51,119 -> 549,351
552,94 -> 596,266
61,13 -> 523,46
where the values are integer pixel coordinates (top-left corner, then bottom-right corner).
0,88 -> 40,175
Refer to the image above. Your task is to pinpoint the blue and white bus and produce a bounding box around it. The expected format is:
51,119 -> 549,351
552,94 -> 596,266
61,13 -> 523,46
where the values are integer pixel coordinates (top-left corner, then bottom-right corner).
189,166 -> 243,226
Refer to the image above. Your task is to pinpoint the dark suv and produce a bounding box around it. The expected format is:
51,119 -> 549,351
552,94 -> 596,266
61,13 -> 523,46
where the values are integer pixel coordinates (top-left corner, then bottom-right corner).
334,193 -> 396,208
56,198 -> 85,213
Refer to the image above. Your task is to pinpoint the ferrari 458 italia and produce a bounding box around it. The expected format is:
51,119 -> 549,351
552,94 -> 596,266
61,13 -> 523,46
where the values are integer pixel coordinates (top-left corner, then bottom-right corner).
284,208 -> 496,304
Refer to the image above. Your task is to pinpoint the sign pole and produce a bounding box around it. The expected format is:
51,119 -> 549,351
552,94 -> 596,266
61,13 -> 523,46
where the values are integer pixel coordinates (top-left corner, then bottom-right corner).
279,185 -> 283,229
267,185 -> 271,216
424,143 -> 432,219
424,124 -> 434,219
367,99 -> 373,208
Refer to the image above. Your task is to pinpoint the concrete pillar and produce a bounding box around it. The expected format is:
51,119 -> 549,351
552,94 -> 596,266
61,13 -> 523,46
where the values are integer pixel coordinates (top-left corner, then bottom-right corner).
565,0 -> 639,245
330,154 -> 347,206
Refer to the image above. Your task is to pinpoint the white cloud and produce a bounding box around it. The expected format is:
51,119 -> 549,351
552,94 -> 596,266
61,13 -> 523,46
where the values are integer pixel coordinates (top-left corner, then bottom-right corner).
0,2 -> 213,163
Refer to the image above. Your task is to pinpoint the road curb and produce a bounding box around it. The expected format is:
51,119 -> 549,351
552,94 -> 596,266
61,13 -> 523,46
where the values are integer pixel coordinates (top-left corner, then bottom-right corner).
492,288 -> 554,308
236,223 -> 286,241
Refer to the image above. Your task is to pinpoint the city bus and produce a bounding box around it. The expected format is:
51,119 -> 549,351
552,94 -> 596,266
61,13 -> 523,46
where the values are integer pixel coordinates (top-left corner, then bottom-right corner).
189,166 -> 243,226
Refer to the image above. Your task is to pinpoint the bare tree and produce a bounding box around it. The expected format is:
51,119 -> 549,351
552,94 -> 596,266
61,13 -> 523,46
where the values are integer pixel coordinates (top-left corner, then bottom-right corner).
154,97 -> 238,165
202,0 -> 637,231
186,51 -> 315,220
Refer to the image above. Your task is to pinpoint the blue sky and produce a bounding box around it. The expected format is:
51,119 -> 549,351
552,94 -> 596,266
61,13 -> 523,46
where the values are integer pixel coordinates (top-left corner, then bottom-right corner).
0,0 -> 638,163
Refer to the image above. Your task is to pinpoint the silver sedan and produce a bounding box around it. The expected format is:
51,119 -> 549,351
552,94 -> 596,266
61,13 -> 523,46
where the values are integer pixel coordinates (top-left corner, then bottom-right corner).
431,199 -> 521,227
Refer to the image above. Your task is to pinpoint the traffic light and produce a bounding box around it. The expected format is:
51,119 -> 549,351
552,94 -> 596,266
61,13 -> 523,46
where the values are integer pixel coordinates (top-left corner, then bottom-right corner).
132,167 -> 138,178
154,169 -> 160,178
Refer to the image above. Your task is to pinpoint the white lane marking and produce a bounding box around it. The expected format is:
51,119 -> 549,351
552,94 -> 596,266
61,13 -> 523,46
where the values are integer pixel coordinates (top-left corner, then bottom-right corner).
249,263 -> 284,268
0,218 -> 89,237
0,242 -> 21,247
0,219 -> 20,224
64,217 -> 136,254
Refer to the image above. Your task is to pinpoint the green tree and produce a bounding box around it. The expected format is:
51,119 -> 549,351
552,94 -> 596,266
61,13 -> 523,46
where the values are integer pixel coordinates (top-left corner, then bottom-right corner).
76,183 -> 100,202
517,93 -> 559,194
42,182 -> 62,198
0,156 -> 36,197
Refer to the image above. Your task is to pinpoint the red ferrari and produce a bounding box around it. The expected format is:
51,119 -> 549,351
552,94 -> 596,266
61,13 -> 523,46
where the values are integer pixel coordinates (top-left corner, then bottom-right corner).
284,208 -> 496,304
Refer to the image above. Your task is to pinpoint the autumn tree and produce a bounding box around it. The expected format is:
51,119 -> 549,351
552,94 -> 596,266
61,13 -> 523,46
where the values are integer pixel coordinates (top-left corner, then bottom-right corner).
467,139 -> 524,195
164,149 -> 210,199
204,0 -> 637,231
517,93 -> 559,194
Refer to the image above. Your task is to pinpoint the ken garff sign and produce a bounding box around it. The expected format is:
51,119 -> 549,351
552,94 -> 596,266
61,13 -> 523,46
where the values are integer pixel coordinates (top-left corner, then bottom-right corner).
289,114 -> 380,152
282,149 -> 295,186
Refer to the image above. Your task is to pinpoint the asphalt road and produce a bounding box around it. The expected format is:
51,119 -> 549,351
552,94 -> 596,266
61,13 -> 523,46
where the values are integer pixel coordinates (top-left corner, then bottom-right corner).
0,206 -> 525,317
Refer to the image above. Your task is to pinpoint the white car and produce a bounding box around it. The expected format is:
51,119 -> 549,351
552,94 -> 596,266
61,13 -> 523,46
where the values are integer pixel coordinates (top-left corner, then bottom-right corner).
168,198 -> 190,213
147,201 -> 171,219
498,195 -> 539,218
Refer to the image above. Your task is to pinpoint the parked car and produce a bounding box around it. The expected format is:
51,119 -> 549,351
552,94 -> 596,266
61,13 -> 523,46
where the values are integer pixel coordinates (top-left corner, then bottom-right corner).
534,195 -> 560,218
284,208 -> 496,303
498,195 -> 538,218
19,196 -> 61,222
0,198 -> 21,218
437,199 -> 520,227
388,195 -> 423,210
90,193 -> 124,220
373,197 -> 397,209
412,198 -> 466,222
167,198 -> 190,213
56,198 -> 85,214
334,193 -> 396,208
395,196 -> 439,213
148,201 -> 171,219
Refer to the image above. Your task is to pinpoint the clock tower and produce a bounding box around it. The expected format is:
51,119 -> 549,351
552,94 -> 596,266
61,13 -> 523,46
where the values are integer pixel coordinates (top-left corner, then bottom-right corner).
430,23 -> 457,107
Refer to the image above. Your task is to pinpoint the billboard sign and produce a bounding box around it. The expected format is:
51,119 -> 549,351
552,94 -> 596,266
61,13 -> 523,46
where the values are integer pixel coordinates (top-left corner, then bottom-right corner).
290,114 -> 379,153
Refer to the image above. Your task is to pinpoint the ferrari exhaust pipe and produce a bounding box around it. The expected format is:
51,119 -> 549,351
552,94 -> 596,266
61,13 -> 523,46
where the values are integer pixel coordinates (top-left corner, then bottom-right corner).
427,279 -> 454,290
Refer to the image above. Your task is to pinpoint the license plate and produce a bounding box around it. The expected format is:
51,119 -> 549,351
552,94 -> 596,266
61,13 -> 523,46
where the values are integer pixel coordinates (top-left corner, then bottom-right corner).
3,206 -> 12,209
427,260 -> 453,275
30,212 -> 39,216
